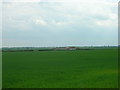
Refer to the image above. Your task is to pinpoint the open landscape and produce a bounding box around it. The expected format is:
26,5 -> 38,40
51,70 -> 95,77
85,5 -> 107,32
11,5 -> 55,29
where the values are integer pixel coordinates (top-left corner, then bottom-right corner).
2,47 -> 118,88
2,0 -> 118,88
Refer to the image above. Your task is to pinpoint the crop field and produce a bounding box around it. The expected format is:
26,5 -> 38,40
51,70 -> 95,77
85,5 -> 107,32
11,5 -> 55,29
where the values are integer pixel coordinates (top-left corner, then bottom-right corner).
2,49 -> 118,88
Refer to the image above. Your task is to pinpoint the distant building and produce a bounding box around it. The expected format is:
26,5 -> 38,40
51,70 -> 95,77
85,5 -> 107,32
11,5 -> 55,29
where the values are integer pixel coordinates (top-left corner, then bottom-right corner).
54,47 -> 67,50
54,47 -> 78,51
66,47 -> 78,50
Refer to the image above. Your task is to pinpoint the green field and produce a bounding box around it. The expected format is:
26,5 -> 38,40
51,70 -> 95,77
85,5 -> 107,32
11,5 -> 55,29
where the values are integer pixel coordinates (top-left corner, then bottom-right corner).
3,49 -> 118,88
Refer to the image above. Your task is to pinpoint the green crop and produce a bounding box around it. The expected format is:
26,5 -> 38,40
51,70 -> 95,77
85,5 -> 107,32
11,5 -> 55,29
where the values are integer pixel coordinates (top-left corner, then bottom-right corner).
2,49 -> 118,88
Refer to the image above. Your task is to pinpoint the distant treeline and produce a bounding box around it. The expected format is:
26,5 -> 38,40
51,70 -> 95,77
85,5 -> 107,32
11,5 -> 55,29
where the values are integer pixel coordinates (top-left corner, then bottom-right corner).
2,47 -> 54,52
2,46 -> 118,52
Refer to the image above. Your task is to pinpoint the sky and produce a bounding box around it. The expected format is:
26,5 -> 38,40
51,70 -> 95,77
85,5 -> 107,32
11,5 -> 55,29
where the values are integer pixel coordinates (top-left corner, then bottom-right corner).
2,0 -> 119,47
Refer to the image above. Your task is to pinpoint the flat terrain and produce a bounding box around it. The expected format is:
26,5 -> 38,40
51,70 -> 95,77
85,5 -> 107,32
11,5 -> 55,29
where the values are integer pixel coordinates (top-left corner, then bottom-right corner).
3,49 -> 118,88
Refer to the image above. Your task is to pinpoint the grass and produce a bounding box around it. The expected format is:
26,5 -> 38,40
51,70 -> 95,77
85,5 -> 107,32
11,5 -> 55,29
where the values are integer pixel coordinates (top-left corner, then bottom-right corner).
2,49 -> 118,88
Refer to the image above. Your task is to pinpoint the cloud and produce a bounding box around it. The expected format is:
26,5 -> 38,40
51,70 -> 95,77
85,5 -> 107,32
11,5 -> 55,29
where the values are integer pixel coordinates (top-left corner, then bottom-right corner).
4,0 -> 42,2
0,2 -> 2,47
33,18 -> 47,26
95,12 -> 117,27
2,0 -> 119,46
55,22 -> 67,26
3,0 -> 118,29
109,13 -> 117,20
96,20 -> 114,27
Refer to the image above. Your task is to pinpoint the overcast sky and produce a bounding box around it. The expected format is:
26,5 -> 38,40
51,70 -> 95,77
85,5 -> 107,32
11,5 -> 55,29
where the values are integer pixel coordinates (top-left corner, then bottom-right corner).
2,0 -> 119,47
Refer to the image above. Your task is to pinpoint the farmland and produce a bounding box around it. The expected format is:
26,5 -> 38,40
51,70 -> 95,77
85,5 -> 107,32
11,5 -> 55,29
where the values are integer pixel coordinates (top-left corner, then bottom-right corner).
2,49 -> 118,88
